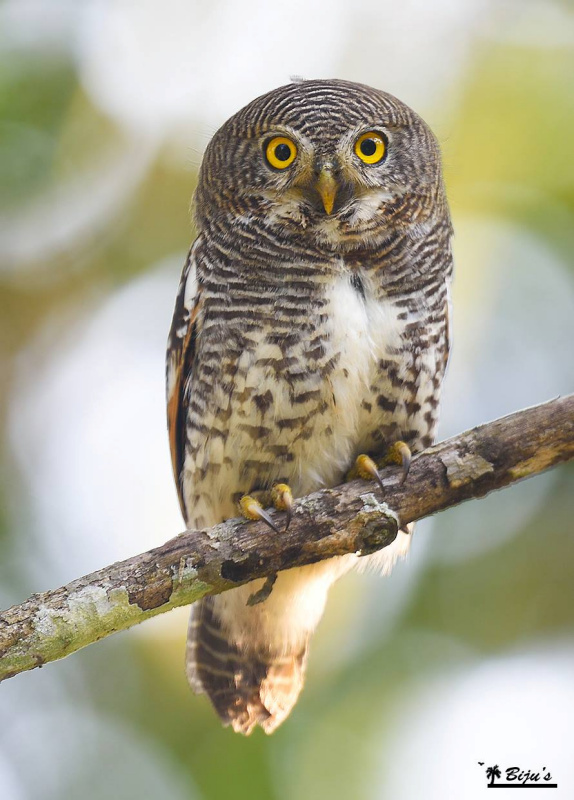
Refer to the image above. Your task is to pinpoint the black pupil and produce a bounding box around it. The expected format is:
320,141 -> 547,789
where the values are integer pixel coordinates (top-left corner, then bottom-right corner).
360,138 -> 377,156
275,143 -> 292,161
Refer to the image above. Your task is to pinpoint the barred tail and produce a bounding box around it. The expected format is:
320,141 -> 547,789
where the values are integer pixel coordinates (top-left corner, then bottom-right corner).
186,597 -> 308,735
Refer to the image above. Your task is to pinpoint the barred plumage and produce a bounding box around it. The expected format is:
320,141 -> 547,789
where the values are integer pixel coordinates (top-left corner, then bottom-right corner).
167,79 -> 453,734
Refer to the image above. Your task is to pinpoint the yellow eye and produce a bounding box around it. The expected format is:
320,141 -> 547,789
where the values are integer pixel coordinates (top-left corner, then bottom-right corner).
265,136 -> 297,169
354,131 -> 386,164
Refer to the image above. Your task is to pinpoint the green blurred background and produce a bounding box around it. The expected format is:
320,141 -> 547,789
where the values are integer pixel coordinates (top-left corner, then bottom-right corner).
1,1 -> 573,798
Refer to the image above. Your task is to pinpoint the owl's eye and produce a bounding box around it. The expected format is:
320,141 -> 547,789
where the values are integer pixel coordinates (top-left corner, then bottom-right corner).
354,131 -> 387,164
265,136 -> 297,170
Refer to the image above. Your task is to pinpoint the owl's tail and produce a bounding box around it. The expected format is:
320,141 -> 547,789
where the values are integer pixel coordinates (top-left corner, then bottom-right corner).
186,597 -> 308,735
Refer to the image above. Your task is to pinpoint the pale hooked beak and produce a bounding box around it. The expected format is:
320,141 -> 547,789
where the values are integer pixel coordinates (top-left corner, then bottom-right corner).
315,165 -> 338,215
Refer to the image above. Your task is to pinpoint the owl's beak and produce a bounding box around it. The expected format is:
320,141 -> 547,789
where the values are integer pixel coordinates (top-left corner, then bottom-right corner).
315,166 -> 338,215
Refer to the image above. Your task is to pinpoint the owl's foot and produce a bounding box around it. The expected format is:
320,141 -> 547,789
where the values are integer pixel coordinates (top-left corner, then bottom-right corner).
239,495 -> 281,534
271,483 -> 294,530
239,483 -> 294,533
350,441 -> 412,490
380,441 -> 412,485
351,454 -> 385,492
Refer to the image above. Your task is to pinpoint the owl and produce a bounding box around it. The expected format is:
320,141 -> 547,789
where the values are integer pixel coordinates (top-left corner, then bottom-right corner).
167,79 -> 453,734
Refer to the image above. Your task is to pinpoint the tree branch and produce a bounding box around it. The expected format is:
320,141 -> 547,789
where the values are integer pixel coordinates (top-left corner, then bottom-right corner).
1,395 -> 573,682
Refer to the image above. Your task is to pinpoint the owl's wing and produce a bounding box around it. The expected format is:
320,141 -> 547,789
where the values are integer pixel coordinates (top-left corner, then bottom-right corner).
166,245 -> 202,521
443,267 -> 454,374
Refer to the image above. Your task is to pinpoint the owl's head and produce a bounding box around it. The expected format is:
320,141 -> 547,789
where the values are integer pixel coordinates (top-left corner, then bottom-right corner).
195,79 -> 447,250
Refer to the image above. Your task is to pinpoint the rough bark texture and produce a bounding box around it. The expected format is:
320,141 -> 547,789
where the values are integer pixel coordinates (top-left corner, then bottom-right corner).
1,394 -> 572,682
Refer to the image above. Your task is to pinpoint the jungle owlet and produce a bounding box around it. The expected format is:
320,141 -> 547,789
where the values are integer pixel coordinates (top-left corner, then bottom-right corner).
166,79 -> 453,734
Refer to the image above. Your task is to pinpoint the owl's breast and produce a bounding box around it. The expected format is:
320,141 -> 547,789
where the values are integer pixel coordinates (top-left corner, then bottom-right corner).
313,271 -> 423,468
183,268 -> 445,528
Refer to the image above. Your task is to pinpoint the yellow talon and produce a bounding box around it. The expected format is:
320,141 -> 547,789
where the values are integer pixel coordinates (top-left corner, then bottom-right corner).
239,495 -> 280,533
355,454 -> 377,480
354,454 -> 384,491
383,441 -> 412,484
352,441 -> 412,491
271,483 -> 293,529
240,495 -> 261,520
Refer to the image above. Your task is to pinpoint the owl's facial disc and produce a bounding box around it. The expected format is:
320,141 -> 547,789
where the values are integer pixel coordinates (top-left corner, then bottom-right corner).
258,127 -> 398,234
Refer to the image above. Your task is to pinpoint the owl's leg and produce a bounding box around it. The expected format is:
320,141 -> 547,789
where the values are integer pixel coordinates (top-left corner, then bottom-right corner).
239,483 -> 294,533
350,441 -> 412,489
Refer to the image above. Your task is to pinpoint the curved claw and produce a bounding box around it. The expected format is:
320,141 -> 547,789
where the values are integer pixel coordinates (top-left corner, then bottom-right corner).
390,441 -> 412,485
271,483 -> 293,531
355,454 -> 385,493
284,502 -> 292,531
239,495 -> 280,534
